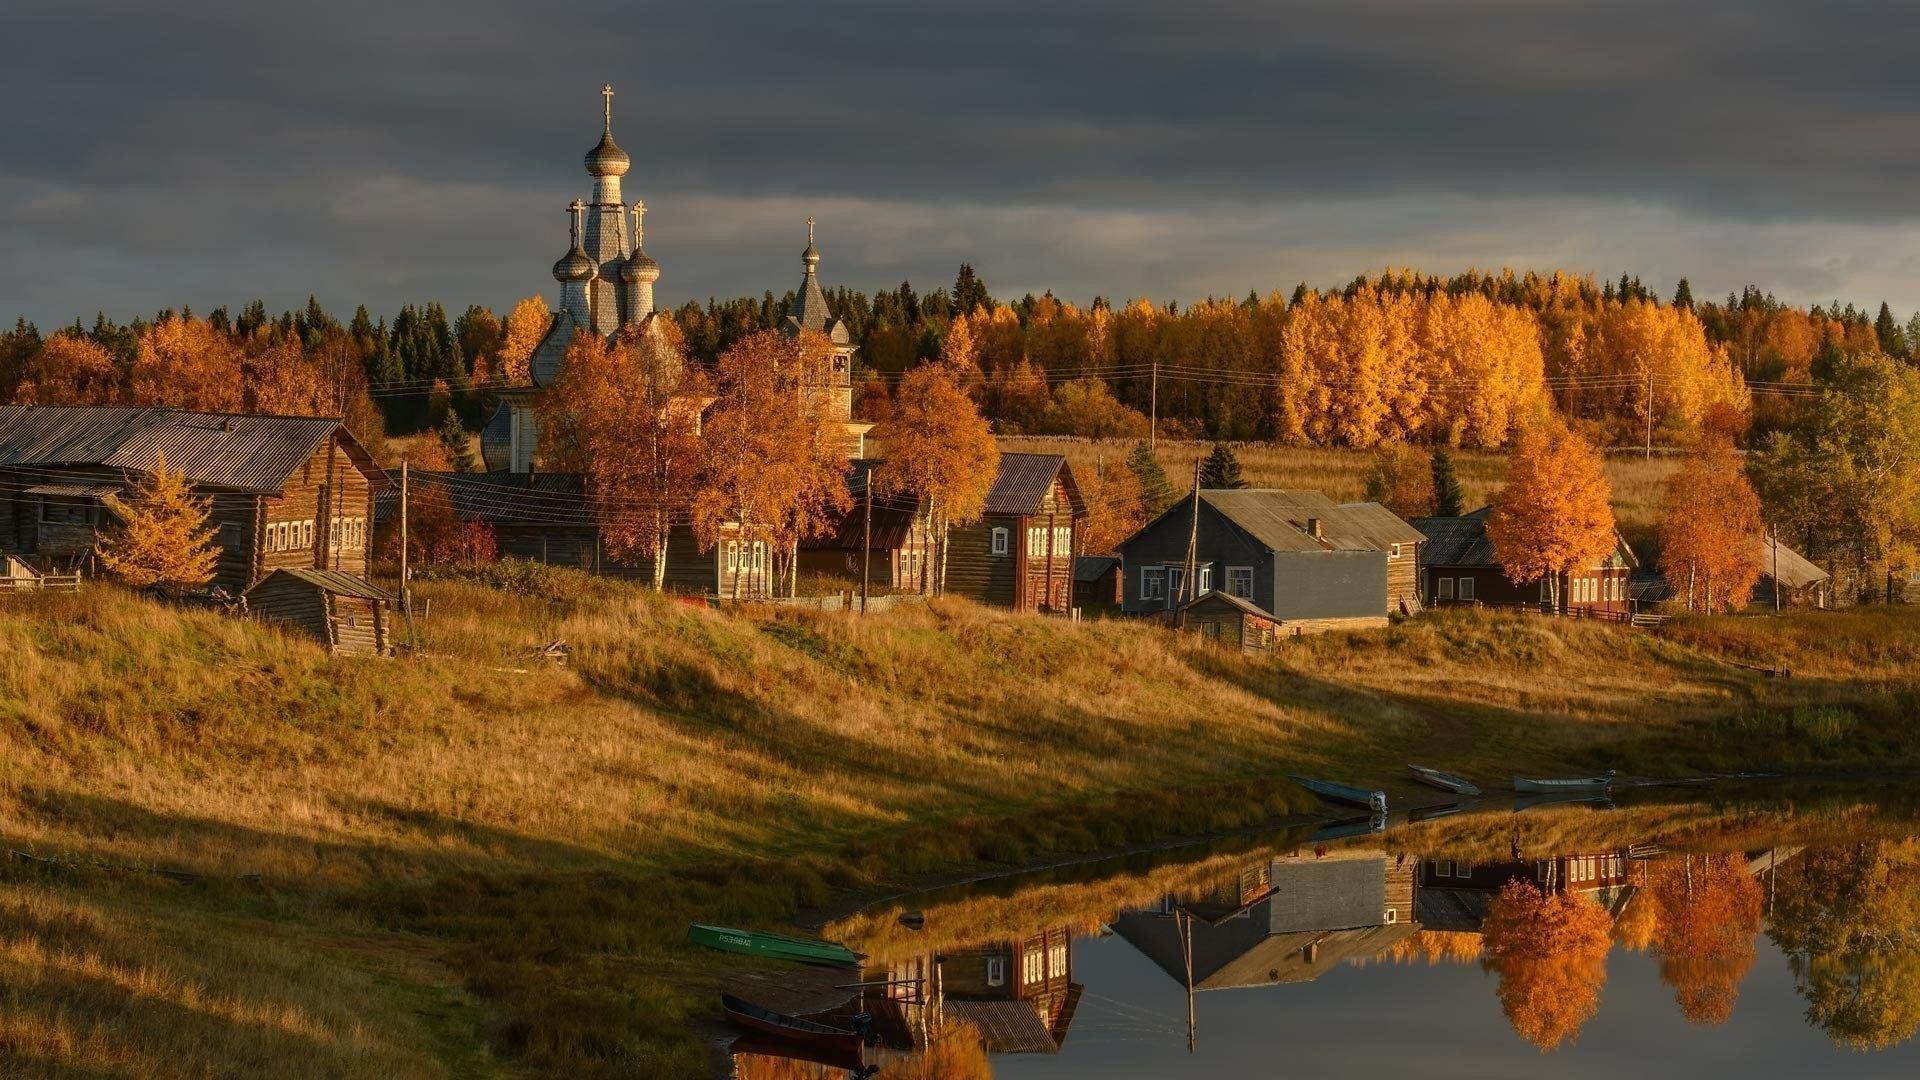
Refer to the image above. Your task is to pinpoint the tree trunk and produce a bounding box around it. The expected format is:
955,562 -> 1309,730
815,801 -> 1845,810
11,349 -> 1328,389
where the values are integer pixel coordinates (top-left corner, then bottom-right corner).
652,512 -> 668,592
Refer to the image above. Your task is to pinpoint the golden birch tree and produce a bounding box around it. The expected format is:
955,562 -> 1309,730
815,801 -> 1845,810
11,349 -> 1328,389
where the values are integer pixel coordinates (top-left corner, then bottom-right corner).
1658,440 -> 1764,611
1488,421 -> 1616,605
875,362 -> 1000,593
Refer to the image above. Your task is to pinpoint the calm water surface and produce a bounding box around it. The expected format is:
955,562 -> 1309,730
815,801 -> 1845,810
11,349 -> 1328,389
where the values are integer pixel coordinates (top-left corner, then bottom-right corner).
735,795 -> 1920,1078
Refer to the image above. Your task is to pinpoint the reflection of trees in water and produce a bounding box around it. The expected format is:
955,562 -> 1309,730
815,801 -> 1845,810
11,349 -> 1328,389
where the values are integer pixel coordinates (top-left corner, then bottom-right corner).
1481,880 -> 1613,1052
1768,839 -> 1920,1051
1647,854 -> 1764,1026
1377,929 -> 1485,966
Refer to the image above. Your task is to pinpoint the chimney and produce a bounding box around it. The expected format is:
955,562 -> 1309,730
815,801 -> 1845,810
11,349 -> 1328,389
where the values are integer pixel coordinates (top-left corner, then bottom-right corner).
1306,516 -> 1324,540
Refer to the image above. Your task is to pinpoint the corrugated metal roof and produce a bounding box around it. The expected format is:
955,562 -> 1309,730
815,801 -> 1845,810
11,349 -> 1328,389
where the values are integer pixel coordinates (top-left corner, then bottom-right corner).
1074,555 -> 1119,583
21,483 -> 122,497
249,567 -> 394,601
1180,589 -> 1277,620
1201,490 -> 1417,554
0,405 -> 383,495
986,453 -> 1083,516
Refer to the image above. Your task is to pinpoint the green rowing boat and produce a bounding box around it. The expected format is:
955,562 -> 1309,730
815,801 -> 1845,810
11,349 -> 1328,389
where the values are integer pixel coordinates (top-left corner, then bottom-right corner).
687,924 -> 862,966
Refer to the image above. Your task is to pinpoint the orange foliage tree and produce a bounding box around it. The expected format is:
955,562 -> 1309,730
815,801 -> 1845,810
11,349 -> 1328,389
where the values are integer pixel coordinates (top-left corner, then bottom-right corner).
1658,441 -> 1764,611
875,361 -> 1000,593
492,296 -> 550,385
126,314 -> 246,412
1481,879 -> 1614,1051
1648,854 -> 1764,1026
693,331 -> 851,598
94,452 -> 220,592
14,333 -> 120,404
1487,422 -> 1616,605
1362,443 -> 1435,518
1081,457 -> 1147,556
541,328 -> 707,589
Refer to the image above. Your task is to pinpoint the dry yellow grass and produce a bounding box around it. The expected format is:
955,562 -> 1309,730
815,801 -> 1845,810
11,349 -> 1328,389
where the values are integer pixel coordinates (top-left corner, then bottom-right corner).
1000,436 -> 1679,531
3,575 -> 1918,1076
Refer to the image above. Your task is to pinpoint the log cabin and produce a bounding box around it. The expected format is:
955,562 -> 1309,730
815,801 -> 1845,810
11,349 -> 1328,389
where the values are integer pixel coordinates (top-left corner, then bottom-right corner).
245,567 -> 396,655
1072,555 -> 1123,609
795,460 -> 930,591
1176,590 -> 1283,650
943,454 -> 1087,613
1409,506 -> 1637,618
1117,490 -> 1424,626
0,405 -> 387,591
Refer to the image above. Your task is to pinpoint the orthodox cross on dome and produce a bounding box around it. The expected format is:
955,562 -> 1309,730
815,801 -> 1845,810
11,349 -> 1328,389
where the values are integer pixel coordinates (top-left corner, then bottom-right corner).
601,83 -> 615,130
807,216 -> 815,245
632,200 -> 647,244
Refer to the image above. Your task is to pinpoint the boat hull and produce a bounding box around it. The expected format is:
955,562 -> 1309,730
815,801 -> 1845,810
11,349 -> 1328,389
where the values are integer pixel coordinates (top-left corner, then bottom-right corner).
1513,777 -> 1613,793
721,995 -> 866,1065
1289,775 -> 1388,814
1407,764 -> 1482,797
689,924 -> 861,966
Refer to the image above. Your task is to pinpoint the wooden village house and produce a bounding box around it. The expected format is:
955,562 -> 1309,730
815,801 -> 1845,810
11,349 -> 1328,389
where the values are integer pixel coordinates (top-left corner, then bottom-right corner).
1117,490 -> 1424,633
1176,589 -> 1285,651
872,927 -> 1081,1056
245,567 -> 397,655
1072,555 -> 1123,609
1627,533 -> 1831,611
1410,506 -> 1637,618
0,405 -> 387,591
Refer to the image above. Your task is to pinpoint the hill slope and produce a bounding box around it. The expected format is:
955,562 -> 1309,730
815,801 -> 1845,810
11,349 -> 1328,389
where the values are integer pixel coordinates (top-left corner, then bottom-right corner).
4,572 -> 1918,1077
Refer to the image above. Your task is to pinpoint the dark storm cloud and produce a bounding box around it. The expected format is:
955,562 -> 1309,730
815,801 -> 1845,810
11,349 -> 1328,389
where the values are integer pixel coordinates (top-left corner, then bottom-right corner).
6,0 -> 1920,324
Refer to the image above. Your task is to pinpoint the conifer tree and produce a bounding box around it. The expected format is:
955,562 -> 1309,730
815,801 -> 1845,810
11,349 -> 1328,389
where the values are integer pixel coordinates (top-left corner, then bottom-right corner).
1124,440 -> 1175,512
1198,443 -> 1245,489
951,264 -> 992,317
1876,302 -> 1905,358
95,452 -> 220,593
1672,278 -> 1694,311
1431,446 -> 1466,517
437,411 -> 478,472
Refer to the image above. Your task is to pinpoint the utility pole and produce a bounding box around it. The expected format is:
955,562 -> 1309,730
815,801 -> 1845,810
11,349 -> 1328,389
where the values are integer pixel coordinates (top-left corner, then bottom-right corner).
1182,458 -> 1201,607
1150,360 -> 1159,450
860,470 -> 872,615
1771,529 -> 1780,614
399,459 -> 416,648
1644,372 -> 1654,461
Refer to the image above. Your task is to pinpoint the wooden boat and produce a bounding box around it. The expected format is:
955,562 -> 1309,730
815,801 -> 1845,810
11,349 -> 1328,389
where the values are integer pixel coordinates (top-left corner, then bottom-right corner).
721,995 -> 867,1064
730,1031 -> 869,1074
1407,764 -> 1482,797
1512,769 -> 1615,794
1289,775 -> 1388,815
688,924 -> 861,967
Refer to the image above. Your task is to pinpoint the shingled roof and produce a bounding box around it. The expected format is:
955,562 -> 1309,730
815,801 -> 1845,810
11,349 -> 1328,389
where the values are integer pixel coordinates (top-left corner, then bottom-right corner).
0,405 -> 384,494
1197,490 -> 1425,554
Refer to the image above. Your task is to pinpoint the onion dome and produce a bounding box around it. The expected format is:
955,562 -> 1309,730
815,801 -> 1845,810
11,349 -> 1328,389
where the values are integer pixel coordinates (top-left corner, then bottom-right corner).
802,216 -> 821,267
622,248 -> 660,283
585,82 -> 630,177
553,200 -> 595,281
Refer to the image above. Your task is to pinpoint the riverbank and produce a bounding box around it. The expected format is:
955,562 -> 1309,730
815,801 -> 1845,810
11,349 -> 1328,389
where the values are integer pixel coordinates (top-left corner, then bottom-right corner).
4,571 -> 1920,1077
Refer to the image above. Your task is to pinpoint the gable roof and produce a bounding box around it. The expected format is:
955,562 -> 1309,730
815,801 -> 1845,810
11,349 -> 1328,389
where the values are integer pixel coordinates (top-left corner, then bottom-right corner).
1074,555 -> 1119,583
1179,589 -> 1276,620
986,454 -> 1085,516
0,405 -> 384,494
1752,535 -> 1828,588
1192,490 -> 1422,554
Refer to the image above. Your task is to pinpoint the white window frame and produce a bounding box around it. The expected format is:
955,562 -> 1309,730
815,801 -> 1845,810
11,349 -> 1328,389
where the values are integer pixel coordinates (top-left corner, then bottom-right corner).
1459,576 -> 1475,601
1390,543 -> 1402,559
1437,577 -> 1455,600
1197,566 -> 1212,594
990,526 -> 1010,557
1141,566 -> 1165,602
1227,566 -> 1253,599
985,956 -> 1006,988
1166,567 -> 1186,607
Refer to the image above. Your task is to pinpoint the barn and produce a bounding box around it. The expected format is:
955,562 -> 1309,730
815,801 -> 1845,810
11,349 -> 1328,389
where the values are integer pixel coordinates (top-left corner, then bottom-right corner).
0,405 -> 387,591
245,567 -> 396,655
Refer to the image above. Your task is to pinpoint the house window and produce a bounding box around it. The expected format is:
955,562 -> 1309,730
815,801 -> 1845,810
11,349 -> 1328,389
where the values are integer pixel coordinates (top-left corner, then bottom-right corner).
1022,947 -> 1046,987
1167,567 -> 1186,606
1390,543 -> 1402,559
990,527 -> 1009,556
1458,577 -> 1475,601
1227,567 -> 1253,598
1141,567 -> 1165,601
1437,577 -> 1455,600
985,957 -> 1006,988
1197,566 -> 1212,594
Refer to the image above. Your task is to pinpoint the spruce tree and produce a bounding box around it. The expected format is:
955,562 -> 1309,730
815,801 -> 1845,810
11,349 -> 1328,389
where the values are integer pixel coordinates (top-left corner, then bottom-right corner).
1124,440 -> 1175,512
438,411 -> 478,472
1431,446 -> 1465,517
1671,278 -> 1694,311
1198,443 -> 1245,489
1875,301 -> 1904,358
952,264 -> 992,317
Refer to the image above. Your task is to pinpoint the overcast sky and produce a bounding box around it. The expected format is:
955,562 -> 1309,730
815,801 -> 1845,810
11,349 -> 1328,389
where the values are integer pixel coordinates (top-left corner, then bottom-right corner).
8,0 -> 1920,326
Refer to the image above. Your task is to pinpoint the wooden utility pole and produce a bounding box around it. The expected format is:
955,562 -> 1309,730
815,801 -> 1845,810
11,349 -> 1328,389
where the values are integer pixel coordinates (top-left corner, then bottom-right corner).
860,472 -> 872,615
1182,458 -> 1201,607
399,459 -> 416,648
1149,360 -> 1159,450
1180,908 -> 1196,1054
1644,372 -> 1654,461
1771,530 -> 1780,614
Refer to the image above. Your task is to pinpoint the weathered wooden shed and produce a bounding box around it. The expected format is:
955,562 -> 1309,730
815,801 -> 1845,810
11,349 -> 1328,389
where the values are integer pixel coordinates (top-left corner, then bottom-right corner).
1073,555 -> 1123,608
1177,590 -> 1284,650
246,568 -> 395,655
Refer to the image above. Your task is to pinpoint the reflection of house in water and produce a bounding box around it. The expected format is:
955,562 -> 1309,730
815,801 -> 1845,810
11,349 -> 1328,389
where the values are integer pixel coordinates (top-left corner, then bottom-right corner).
1113,849 -> 1419,989
1417,851 -> 1634,930
873,926 -> 1081,1054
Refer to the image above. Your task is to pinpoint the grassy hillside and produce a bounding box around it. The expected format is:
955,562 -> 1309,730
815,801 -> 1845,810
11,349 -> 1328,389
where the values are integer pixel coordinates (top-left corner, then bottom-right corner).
4,572 -> 1919,1077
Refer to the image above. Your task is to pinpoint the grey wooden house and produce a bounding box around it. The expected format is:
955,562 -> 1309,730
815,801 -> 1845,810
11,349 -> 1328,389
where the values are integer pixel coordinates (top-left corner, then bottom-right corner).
1116,489 -> 1424,629
246,567 -> 396,655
